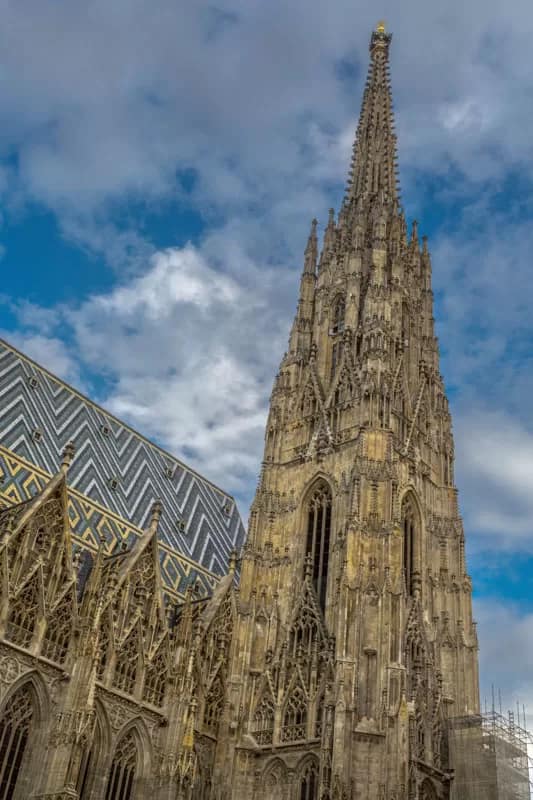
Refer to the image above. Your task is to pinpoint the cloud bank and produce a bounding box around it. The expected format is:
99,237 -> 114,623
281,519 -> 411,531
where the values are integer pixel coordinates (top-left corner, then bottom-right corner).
0,0 -> 533,715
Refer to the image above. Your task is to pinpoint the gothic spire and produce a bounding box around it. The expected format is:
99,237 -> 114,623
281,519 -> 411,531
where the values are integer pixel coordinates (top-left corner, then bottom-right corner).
345,21 -> 399,208
303,218 -> 318,275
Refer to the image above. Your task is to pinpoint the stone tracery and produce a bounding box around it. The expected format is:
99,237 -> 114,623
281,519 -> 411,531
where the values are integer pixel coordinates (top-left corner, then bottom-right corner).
0,684 -> 34,800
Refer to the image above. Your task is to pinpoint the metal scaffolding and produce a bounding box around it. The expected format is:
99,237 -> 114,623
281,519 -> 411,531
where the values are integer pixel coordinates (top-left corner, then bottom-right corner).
448,710 -> 533,800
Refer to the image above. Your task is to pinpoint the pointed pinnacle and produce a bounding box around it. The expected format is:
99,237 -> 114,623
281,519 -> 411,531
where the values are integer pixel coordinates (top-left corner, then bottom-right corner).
320,209 -> 337,267
303,217 -> 318,275
305,217 -> 318,246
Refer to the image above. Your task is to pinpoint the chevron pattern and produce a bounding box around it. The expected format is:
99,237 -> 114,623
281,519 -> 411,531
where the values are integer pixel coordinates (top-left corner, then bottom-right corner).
0,339 -> 246,577
0,446 -> 217,600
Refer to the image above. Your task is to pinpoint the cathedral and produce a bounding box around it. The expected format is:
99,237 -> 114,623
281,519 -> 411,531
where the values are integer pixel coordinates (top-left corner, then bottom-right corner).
0,22 -> 481,800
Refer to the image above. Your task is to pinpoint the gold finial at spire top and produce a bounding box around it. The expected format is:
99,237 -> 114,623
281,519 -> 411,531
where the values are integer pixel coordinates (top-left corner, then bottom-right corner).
376,20 -> 386,33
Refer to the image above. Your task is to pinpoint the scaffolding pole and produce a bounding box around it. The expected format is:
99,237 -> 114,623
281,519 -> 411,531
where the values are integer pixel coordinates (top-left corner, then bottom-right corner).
448,710 -> 533,800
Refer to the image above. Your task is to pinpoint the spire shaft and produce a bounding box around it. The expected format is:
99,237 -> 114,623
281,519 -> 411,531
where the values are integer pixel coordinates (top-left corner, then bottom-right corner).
345,23 -> 399,207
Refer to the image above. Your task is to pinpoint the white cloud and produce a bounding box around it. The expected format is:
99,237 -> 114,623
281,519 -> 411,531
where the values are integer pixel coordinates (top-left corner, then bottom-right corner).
476,598 -> 533,727
0,0 -> 532,720
0,0 -> 531,261
94,245 -> 240,318
0,331 -> 82,387
0,3 -> 531,541
455,411 -> 533,548
10,239 -> 293,507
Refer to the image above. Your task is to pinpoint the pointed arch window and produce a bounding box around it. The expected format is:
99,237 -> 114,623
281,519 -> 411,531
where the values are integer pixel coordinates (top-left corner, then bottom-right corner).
406,632 -> 424,700
104,731 -> 138,800
305,483 -> 332,611
331,296 -> 345,335
113,632 -> 139,696
142,646 -> 167,707
289,606 -> 319,659
330,340 -> 343,379
42,595 -> 73,664
301,384 -> 317,418
0,686 -> 34,799
32,523 -> 52,556
432,717 -> 443,771
192,755 -> 212,800
96,620 -> 111,682
78,714 -> 101,799
252,694 -> 275,745
281,686 -> 307,742
6,580 -> 39,648
261,763 -> 285,800
401,495 -> 417,597
315,692 -> 325,738
203,673 -> 224,733
299,760 -> 318,800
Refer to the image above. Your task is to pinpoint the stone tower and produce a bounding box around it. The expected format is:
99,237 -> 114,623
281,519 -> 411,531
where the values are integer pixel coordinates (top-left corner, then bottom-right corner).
217,22 -> 480,800
0,21 -> 481,800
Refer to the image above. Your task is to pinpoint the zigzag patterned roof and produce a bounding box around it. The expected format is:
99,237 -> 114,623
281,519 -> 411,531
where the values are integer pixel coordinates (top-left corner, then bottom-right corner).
0,338 -> 246,576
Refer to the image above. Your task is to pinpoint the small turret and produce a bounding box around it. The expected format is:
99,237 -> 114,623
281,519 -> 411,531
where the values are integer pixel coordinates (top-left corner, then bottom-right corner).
303,218 -> 318,276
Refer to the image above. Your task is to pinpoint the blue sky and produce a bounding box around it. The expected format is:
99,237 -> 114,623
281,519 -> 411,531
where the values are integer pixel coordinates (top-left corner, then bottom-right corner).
1,0 -> 533,720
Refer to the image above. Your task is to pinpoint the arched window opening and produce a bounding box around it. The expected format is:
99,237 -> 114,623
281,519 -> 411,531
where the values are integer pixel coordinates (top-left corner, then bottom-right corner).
400,395 -> 407,441
96,622 -> 111,682
6,580 -> 39,648
78,715 -> 101,799
261,764 -> 285,800
203,674 -> 224,733
432,717 -> 443,770
402,302 -> 410,348
113,633 -> 139,696
42,596 -> 72,664
142,646 -> 167,707
77,747 -> 93,799
406,635 -> 423,699
315,694 -> 324,738
192,756 -> 212,800
33,526 -> 50,555
330,341 -> 343,379
252,695 -> 275,745
0,686 -> 34,799
302,385 -> 317,418
331,297 -> 345,336
104,731 -> 138,800
290,607 -> 318,659
378,393 -> 388,429
30,497 -> 60,555
416,706 -> 426,760
281,687 -> 307,743
401,496 -> 417,597
305,483 -> 332,611
299,760 -> 318,800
